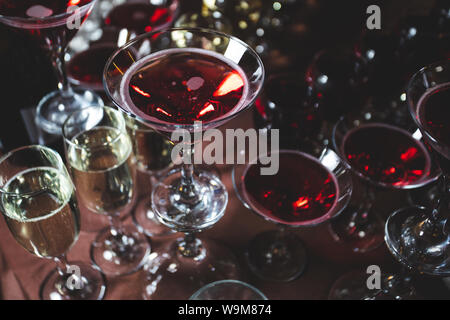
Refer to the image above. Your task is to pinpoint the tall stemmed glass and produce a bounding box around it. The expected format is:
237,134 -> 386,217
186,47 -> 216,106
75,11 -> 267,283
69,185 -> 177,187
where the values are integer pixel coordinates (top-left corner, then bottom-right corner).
233,149 -> 353,282
385,60 -> 450,276
63,106 -> 151,276
329,114 -> 440,254
0,145 -> 106,300
0,0 -> 104,135
125,115 -> 174,237
104,28 -> 265,299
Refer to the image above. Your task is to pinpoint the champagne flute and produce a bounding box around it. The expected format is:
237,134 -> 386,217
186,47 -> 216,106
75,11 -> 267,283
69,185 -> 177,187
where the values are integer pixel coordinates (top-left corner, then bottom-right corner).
125,115 -> 175,237
0,145 -> 105,300
63,106 -> 151,276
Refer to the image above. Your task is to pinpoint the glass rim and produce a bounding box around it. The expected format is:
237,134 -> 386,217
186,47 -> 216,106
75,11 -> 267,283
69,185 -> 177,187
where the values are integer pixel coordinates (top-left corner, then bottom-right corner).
406,58 -> 450,131
0,1 -> 94,27
103,26 -> 266,132
0,144 -> 67,198
62,105 -> 127,151
189,279 -> 268,300
331,116 -> 439,190
232,148 -> 351,228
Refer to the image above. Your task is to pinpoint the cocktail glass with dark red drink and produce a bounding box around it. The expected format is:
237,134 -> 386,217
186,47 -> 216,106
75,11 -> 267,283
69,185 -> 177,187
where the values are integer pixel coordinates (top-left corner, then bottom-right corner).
104,28 -> 265,299
329,114 -> 440,254
386,59 -> 450,276
0,0 -> 104,134
232,149 -> 353,282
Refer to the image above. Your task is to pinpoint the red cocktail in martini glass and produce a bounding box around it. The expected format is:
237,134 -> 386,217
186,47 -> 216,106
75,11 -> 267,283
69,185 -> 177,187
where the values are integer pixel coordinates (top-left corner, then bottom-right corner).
104,28 -> 265,299
0,0 -> 103,134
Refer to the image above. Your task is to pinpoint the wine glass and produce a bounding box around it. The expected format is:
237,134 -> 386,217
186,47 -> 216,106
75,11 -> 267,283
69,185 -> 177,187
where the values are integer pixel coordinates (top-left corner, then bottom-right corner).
62,105 -> 151,276
385,59 -> 450,276
125,115 -> 175,237
232,148 -> 353,282
0,0 -> 104,135
305,47 -> 369,122
329,114 -> 440,254
104,28 -> 265,298
253,72 -> 324,155
67,0 -> 180,94
190,280 -> 268,300
0,145 -> 106,300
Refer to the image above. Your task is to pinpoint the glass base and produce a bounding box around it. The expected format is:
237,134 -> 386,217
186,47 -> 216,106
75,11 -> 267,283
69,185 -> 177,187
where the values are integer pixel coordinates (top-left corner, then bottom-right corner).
152,168 -> 228,233
35,87 -> 104,135
246,230 -> 307,282
329,205 -> 385,253
90,225 -> 151,277
143,237 -> 241,300
39,261 -> 106,300
133,197 -> 175,237
328,271 -> 419,300
385,206 -> 450,276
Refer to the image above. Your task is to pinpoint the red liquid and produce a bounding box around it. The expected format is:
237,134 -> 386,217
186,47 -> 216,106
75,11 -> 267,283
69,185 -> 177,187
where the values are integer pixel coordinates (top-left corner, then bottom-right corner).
342,123 -> 430,187
122,48 -> 247,125
68,44 -> 117,89
0,0 -> 92,18
105,1 -> 175,34
243,152 -> 338,225
417,84 -> 450,173
0,0 -> 93,49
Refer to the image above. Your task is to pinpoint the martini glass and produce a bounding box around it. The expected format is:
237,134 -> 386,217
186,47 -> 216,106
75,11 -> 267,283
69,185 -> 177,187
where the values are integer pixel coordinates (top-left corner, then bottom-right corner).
0,0 -> 104,135
329,114 -> 440,254
67,0 -> 180,93
385,59 -> 450,276
232,149 -> 353,282
104,28 -> 265,299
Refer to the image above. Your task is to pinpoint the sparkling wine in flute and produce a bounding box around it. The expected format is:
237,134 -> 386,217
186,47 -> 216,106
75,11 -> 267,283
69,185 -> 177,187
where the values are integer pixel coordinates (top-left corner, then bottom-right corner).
67,126 -> 136,214
125,116 -> 173,172
243,152 -> 339,225
120,48 -> 249,129
342,123 -> 432,187
1,167 -> 79,258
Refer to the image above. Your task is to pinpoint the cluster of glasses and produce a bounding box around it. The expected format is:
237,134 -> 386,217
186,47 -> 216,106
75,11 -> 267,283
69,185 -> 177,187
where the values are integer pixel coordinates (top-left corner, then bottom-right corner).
0,0 -> 448,301
0,0 -> 268,298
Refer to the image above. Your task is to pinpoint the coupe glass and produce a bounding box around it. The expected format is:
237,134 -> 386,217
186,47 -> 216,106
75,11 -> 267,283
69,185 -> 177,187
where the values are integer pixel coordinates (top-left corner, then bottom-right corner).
63,106 -> 151,276
67,0 -> 180,93
0,145 -> 105,300
125,115 -> 174,237
385,60 -> 450,276
232,149 -> 353,282
329,114 -> 440,254
0,0 -> 104,135
104,28 -> 264,299
190,280 -> 268,300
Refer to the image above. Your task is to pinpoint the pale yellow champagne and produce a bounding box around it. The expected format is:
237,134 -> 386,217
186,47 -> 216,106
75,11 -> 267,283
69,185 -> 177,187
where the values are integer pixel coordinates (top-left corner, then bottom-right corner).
1,167 -> 79,258
67,126 -> 136,214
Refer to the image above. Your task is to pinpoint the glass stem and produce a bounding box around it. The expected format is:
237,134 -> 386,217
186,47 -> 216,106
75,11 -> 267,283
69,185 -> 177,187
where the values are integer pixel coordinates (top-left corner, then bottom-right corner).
49,46 -> 72,97
53,254 -> 72,277
178,144 -> 199,203
108,212 -> 125,235
429,174 -> 450,230
178,232 -> 204,259
53,254 -> 84,291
